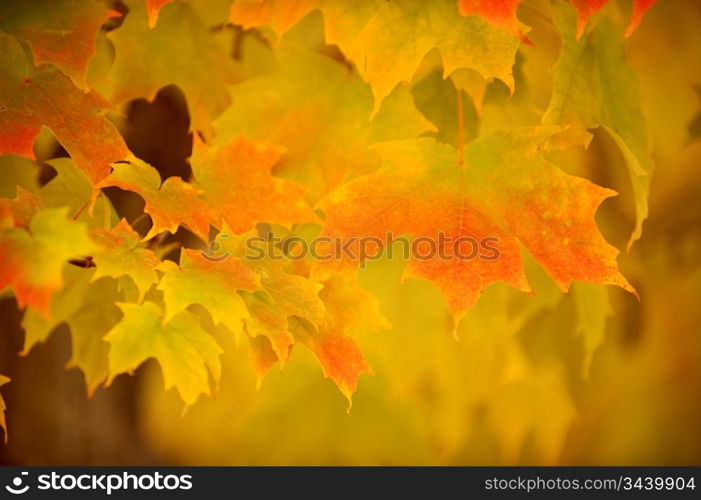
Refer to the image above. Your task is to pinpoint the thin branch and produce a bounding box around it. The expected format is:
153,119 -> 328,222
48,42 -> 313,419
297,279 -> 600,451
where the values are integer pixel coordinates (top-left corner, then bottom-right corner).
72,199 -> 90,220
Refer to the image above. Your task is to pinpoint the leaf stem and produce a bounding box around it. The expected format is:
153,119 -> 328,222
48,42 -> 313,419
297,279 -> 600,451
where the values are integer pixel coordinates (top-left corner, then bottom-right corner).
72,199 -> 90,220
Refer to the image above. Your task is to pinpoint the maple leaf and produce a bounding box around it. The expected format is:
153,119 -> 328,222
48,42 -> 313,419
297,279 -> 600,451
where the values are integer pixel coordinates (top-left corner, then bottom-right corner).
570,0 -> 608,38
36,157 -> 120,233
200,229 -> 378,401
243,266 -> 384,405
243,291 -> 297,378
230,0 -> 319,35
411,47 -> 490,116
218,225 -> 386,402
38,158 -> 91,216
291,275 -> 389,406
624,0 -> 659,37
21,266 -> 94,355
543,2 -> 653,248
411,68 -> 480,149
369,84 -> 438,144
458,0 -> 525,39
107,0 -> 240,135
214,42 -> 433,200
317,129 -> 634,323
105,301 -> 222,406
0,32 -> 129,186
0,207 -> 94,316
570,0 -> 658,38
191,135 -> 318,233
0,375 -> 8,442
0,0 -> 680,441
145,0 -> 176,28
98,159 -> 214,241
157,248 -> 260,333
449,67 -> 489,114
0,186 -> 43,229
65,276 -> 122,394
0,0 -> 120,87
21,267 -> 121,394
90,219 -> 161,300
241,256 -> 326,367
229,0 -> 521,110
247,334 -> 279,385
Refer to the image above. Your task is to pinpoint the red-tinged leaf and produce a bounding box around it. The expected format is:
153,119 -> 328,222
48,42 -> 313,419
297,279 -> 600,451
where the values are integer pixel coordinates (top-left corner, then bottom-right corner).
228,0 -> 521,111
191,135 -> 317,234
0,32 -> 129,186
237,243 -> 386,404
214,42 -> 434,201
0,0 -> 120,87
0,186 -> 43,229
0,207 -> 94,316
624,0 -> 659,37
458,0 -> 525,39
571,0 -> 658,38
571,0 -> 609,38
98,159 -> 215,241
317,129 -> 635,323
146,0 -> 176,28
291,317 -> 373,408
291,276 -> 388,406
248,334 -> 280,388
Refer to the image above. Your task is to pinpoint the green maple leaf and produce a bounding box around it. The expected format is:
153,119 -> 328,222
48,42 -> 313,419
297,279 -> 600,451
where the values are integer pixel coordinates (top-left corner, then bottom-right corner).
543,2 -> 653,248
107,0 -> 241,135
105,301 -> 222,406
157,248 -> 260,333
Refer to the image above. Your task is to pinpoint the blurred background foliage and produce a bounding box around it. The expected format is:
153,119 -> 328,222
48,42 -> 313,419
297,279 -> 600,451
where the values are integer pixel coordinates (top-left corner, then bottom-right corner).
1,0 -> 700,465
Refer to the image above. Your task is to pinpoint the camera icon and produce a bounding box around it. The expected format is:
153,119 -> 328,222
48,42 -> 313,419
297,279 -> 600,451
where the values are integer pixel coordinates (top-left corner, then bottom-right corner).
5,471 -> 29,494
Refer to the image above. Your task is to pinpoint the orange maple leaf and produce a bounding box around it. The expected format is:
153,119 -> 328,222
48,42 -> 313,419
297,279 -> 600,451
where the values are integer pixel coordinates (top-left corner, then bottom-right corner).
145,0 -> 176,27
191,135 -> 318,235
571,0 -> 659,38
98,159 -> 215,241
0,187 -> 43,229
0,33 -> 128,186
316,129 -> 635,324
0,0 -> 121,87
292,275 -> 389,406
624,0 -> 659,37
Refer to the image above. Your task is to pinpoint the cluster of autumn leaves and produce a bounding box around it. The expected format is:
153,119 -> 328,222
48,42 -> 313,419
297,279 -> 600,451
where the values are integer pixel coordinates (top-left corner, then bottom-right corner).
0,0 -> 657,437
